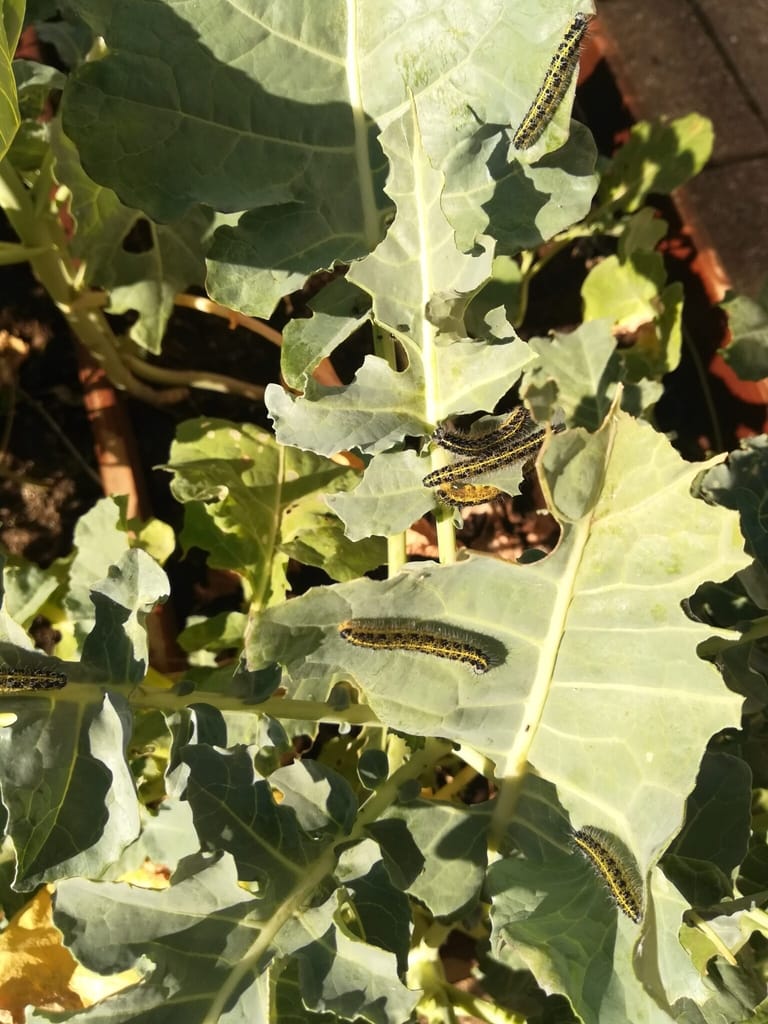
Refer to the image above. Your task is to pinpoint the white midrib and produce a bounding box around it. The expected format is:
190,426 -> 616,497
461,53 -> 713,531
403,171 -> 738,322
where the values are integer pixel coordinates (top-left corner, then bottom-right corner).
503,515 -> 592,779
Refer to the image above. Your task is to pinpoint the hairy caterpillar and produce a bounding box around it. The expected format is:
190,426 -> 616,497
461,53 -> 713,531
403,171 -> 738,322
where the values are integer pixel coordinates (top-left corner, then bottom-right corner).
423,426 -> 546,489
338,619 -> 499,674
571,826 -> 644,923
0,667 -> 67,693
435,482 -> 503,508
433,408 -> 528,457
512,12 -> 591,150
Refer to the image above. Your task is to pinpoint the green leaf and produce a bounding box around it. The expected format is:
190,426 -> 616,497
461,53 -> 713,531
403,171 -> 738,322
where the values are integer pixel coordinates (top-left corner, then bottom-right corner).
281,277 -> 371,392
51,853 -> 264,1020
0,239 -> 51,263
618,208 -> 668,260
582,253 -> 663,330
598,113 -> 714,214
663,752 -> 752,907
487,776 -> 674,1024
7,59 -> 65,171
166,418 -> 372,605
64,495 -> 132,646
720,289 -> 768,382
326,450 -> 433,541
249,408 -> 747,947
581,254 -> 683,380
2,557 -> 60,630
52,120 -> 213,353
47,761 -> 415,1022
336,838 -> 412,968
697,437 -> 768,569
61,0 -> 596,317
0,693 -> 140,888
521,320 -> 622,429
445,122 -> 598,254
182,747 -> 355,896
369,800 -> 489,918
280,491 -> 386,582
278,891 -> 418,1024
267,102 -> 534,458
0,0 -> 23,161
81,547 -> 170,685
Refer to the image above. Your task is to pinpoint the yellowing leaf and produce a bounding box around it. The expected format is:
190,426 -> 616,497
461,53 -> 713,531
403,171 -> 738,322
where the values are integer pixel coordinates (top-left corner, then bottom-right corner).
0,887 -> 139,1018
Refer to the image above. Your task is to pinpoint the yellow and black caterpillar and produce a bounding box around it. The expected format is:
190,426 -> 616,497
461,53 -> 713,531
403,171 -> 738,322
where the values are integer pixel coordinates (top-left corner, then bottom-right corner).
0,667 -> 67,692
512,12 -> 591,150
338,618 -> 500,674
571,826 -> 644,924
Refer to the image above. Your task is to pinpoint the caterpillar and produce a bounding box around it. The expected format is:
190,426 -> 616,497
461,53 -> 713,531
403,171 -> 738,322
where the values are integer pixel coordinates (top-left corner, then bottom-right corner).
571,826 -> 644,924
512,12 -> 592,151
338,619 -> 499,674
423,426 -> 546,489
435,482 -> 503,508
433,408 -> 528,457
0,667 -> 67,693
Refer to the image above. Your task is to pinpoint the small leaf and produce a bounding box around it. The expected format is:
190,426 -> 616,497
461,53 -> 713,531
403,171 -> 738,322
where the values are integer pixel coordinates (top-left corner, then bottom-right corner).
720,289 -> 768,381
598,113 -> 714,213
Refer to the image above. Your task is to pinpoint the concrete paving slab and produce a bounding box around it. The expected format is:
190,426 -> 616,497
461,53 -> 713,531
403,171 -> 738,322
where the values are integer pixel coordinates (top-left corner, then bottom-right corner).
682,158 -> 768,297
595,0 -> 768,295
596,0 -> 768,162
696,0 -> 768,122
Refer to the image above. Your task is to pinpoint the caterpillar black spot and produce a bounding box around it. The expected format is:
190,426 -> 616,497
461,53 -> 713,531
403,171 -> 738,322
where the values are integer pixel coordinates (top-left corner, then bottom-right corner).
338,619 -> 499,674
0,667 -> 67,693
512,12 -> 591,151
571,826 -> 644,924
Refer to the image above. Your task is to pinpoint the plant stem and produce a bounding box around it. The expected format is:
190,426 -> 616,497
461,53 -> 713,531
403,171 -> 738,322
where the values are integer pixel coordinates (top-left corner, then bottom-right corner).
126,687 -> 384,726
0,160 -> 182,405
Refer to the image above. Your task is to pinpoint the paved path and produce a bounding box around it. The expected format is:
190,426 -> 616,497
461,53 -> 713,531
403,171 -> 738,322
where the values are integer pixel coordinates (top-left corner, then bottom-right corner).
595,0 -> 768,297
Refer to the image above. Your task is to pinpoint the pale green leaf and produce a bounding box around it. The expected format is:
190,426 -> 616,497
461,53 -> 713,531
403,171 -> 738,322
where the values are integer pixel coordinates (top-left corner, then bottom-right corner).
598,113 -> 714,214
348,105 -> 493,337
249,409 -> 747,945
369,801 -> 488,919
81,547 -> 170,685
166,418 -> 371,602
0,0 -> 23,161
582,253 -> 663,329
64,496 -> 132,646
521,320 -> 621,429
60,0 -> 596,298
326,450 -> 433,542
0,693 -> 140,888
